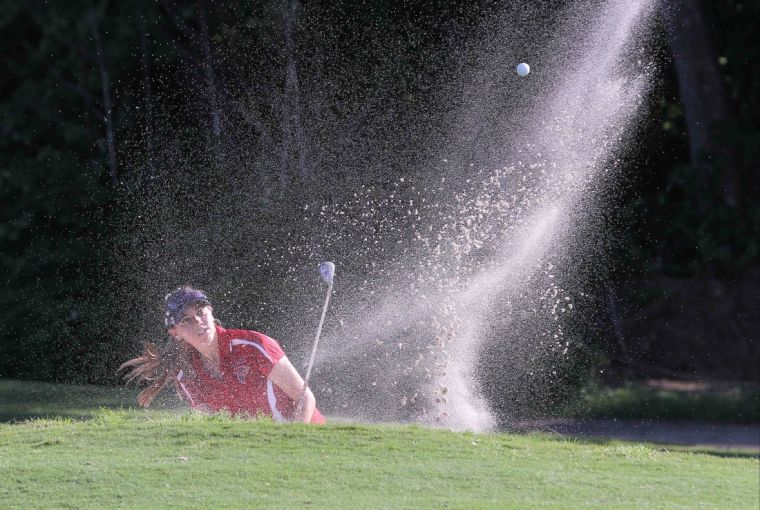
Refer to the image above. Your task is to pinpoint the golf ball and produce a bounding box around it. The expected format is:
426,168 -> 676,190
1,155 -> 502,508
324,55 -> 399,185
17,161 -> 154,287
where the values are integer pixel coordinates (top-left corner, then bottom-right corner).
516,62 -> 530,76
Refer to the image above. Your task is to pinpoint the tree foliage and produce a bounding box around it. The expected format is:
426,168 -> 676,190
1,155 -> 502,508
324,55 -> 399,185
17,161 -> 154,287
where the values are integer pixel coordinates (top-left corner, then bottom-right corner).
0,0 -> 757,389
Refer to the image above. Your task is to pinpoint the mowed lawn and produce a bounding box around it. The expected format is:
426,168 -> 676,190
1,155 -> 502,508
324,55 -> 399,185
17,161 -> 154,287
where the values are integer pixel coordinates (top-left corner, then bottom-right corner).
1,410 -> 758,510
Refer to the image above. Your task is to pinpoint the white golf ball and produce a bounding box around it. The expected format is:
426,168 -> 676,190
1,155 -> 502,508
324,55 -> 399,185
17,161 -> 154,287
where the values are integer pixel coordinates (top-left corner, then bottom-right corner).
516,62 -> 530,76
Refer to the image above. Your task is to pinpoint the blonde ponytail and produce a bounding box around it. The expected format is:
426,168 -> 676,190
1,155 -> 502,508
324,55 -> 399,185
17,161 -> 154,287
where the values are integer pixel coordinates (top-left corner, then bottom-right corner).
119,340 -> 191,408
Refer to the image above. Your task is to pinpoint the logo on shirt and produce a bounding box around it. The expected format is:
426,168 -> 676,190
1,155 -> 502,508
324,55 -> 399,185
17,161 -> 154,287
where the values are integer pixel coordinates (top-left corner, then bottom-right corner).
233,364 -> 251,384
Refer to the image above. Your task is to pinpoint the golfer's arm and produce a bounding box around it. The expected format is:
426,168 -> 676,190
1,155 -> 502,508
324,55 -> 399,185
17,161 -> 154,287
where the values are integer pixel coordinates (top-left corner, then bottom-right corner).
268,356 -> 316,423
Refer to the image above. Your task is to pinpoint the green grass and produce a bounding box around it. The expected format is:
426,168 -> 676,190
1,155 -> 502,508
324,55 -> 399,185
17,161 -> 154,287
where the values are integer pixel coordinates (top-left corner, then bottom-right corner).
567,381 -> 760,424
1,380 -> 758,508
0,411 -> 757,510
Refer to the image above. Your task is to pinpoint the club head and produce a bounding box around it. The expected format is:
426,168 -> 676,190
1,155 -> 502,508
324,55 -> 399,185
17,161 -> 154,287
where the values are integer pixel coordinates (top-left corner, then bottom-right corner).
319,261 -> 335,285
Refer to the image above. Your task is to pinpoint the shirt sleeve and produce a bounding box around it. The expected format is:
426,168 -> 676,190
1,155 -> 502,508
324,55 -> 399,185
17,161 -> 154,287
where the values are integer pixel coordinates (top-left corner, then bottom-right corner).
234,333 -> 286,377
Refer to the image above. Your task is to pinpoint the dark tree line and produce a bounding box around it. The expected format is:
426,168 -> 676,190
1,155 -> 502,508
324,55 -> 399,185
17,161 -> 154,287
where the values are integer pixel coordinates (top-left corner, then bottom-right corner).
607,0 -> 759,381
0,0 -> 757,387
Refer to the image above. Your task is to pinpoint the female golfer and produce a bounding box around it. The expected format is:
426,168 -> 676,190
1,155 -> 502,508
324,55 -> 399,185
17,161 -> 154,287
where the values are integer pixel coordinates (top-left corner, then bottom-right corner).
120,286 -> 325,424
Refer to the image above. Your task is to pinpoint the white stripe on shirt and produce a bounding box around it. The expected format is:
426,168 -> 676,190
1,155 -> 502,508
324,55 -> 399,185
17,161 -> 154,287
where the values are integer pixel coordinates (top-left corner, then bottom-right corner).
232,338 -> 285,421
267,379 -> 286,423
176,369 -> 196,407
230,338 -> 273,361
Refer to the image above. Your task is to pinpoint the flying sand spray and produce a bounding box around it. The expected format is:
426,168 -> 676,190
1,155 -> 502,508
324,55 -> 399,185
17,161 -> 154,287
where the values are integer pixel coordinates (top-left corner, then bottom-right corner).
124,0 -> 660,430
306,0 -> 659,429
294,261 -> 335,419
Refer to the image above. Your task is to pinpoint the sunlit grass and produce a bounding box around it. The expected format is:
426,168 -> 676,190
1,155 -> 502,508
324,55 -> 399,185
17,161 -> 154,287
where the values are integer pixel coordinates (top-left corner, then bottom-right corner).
0,411 -> 757,509
1,380 -> 758,508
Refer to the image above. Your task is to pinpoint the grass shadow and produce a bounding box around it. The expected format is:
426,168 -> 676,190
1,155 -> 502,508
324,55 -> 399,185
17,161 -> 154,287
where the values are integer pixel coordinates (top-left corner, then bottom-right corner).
515,429 -> 760,460
563,379 -> 760,424
0,379 -> 182,423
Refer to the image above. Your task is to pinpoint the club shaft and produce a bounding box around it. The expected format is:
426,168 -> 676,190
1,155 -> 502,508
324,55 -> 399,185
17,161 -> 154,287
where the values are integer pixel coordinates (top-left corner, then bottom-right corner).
295,282 -> 332,419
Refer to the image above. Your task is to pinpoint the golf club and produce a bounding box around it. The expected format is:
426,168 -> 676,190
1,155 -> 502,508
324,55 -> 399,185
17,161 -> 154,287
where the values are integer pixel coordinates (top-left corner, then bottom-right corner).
294,261 -> 335,419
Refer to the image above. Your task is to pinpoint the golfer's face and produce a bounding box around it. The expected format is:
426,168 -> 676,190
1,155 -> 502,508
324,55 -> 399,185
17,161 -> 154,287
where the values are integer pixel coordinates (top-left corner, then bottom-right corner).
172,303 -> 215,345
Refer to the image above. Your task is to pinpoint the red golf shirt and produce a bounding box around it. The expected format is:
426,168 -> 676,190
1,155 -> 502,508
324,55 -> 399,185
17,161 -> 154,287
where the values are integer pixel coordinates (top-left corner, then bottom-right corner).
175,325 -> 325,423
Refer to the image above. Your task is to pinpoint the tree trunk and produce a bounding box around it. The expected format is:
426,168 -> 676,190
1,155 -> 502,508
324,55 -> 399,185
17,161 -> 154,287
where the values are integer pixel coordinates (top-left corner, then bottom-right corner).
197,0 -> 221,138
139,1 -> 156,179
281,0 -> 307,184
288,55 -> 307,180
663,0 -> 737,206
87,10 -> 118,185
